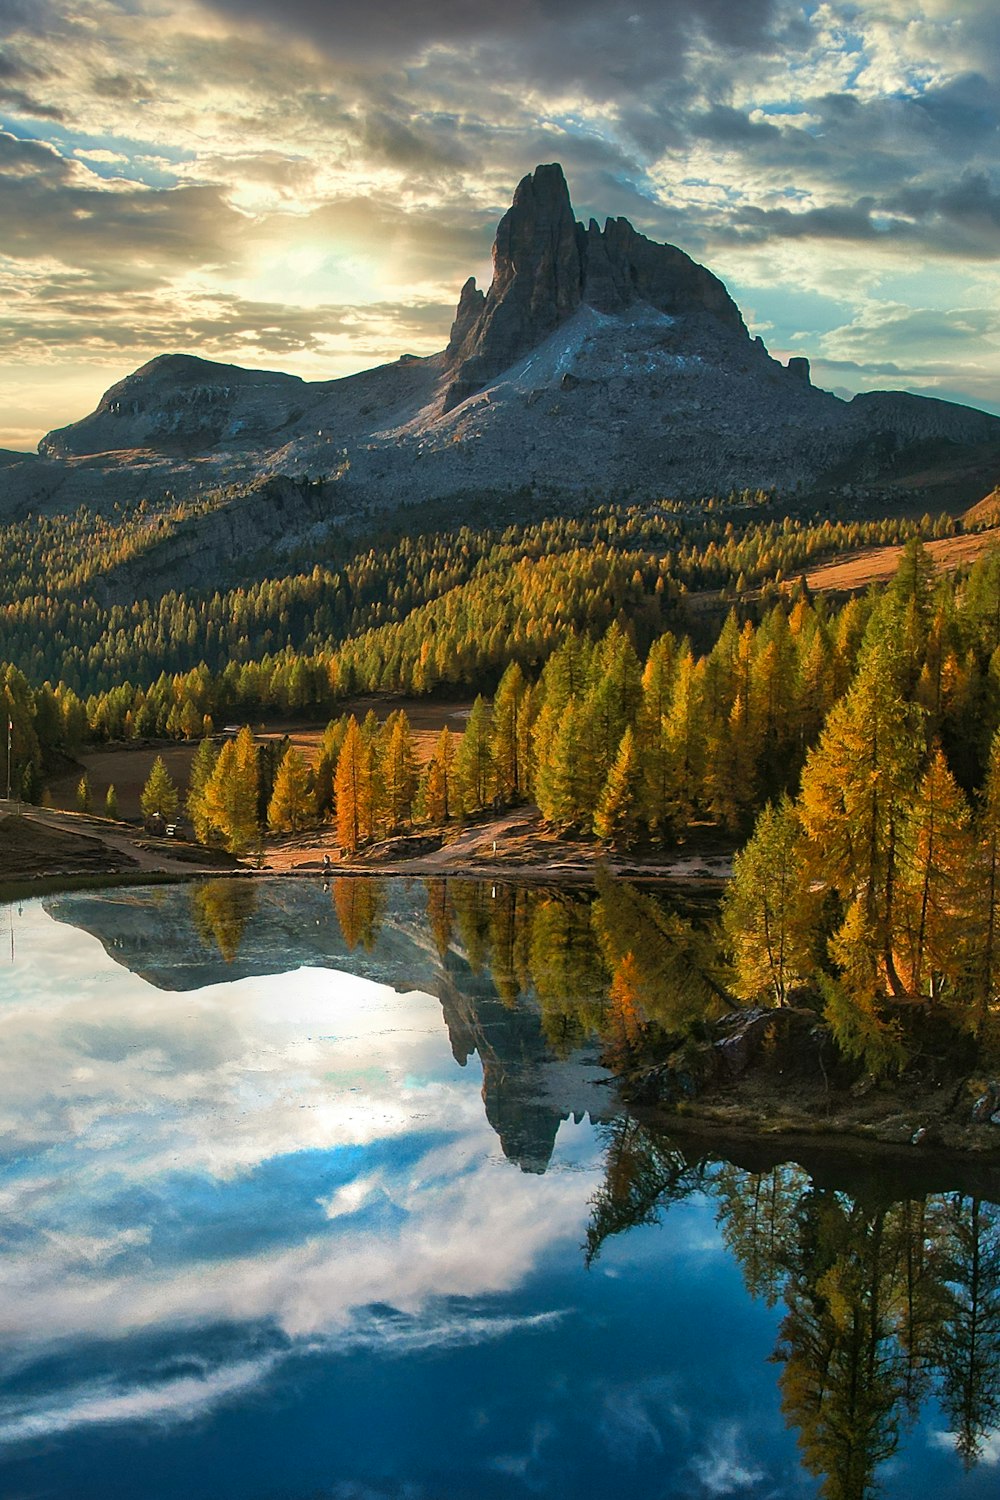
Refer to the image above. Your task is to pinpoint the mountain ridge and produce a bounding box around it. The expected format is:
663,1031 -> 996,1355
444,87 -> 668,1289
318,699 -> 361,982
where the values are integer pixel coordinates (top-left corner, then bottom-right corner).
4,163 -> 998,524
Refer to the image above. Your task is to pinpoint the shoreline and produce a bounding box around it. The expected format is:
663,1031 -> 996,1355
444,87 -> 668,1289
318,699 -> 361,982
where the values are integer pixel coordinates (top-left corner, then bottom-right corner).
4,801 -> 999,1162
0,799 -> 734,890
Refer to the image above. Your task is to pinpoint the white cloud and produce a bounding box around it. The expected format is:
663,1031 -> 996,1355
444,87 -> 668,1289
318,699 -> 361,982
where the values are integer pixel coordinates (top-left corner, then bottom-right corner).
930,1425 -> 1000,1465
689,1420 -> 766,1495
0,899 -> 601,1401
0,1356 -> 283,1442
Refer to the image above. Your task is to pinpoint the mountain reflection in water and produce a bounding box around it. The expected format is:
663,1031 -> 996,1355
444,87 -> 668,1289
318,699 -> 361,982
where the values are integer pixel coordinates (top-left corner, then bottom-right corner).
0,876 -> 992,1499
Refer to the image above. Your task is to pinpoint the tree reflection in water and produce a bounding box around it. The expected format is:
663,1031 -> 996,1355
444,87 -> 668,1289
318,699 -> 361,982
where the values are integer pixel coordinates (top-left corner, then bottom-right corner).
190,878 -> 259,963
332,876 -> 386,952
586,1118 -> 1000,1500
181,872 -> 1000,1496
39,873 -> 1000,1496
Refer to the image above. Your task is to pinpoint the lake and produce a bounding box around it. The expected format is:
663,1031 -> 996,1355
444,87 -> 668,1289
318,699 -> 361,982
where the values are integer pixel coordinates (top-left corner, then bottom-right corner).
0,876 -> 997,1500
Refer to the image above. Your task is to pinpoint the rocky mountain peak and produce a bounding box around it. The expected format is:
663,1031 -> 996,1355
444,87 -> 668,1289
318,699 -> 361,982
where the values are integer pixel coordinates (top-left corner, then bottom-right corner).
443,162 -> 747,411
444,163 -> 582,409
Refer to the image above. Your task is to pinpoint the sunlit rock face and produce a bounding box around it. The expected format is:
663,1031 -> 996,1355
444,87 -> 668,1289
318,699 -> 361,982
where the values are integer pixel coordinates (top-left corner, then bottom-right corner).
40,355 -> 309,460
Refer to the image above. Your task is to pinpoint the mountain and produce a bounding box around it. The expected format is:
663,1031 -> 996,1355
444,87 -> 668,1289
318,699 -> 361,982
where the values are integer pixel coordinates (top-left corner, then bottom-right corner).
5,163 -> 999,523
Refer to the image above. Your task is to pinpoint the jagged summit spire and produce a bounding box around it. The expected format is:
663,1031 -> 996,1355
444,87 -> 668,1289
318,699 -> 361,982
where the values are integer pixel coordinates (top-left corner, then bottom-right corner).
444,164 -> 581,409
443,161 -> 745,410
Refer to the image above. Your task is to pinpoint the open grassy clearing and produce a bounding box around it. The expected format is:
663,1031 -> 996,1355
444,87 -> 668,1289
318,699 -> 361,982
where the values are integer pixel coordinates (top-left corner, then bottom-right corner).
42,697 -> 474,821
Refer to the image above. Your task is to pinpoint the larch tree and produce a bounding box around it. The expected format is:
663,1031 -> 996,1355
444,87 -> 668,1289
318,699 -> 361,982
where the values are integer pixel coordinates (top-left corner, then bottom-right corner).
422,726 -> 455,825
186,736 -> 220,844
722,797 -> 819,1008
594,726 -> 643,847
491,662 -> 531,805
455,695 -> 494,816
797,633 -> 922,1005
534,696 -> 591,830
360,711 -> 384,841
895,745 -> 972,1004
334,716 -> 368,853
140,755 -> 178,821
314,714 -> 348,818
657,647 -> 706,832
382,711 -> 418,831
267,745 -> 315,833
971,729 -> 1000,1034
199,728 -> 260,855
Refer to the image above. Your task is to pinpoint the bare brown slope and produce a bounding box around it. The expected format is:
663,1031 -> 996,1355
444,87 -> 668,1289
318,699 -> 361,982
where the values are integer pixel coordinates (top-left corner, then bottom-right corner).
802,527 -> 1000,596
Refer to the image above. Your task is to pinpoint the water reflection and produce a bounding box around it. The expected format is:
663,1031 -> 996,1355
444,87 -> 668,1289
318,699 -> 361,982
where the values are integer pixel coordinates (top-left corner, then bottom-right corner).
588,1115 -> 1000,1497
0,881 -> 996,1498
191,878 -> 259,962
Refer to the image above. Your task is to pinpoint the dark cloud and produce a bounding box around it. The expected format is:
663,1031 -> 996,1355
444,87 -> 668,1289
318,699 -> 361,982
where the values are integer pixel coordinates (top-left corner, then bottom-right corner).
823,306 -> 1000,357
0,39 -> 65,115
0,1 -> 57,38
89,71 -> 143,101
0,132 -> 242,280
693,105 -> 782,145
910,74 -> 999,149
198,0 -> 781,93
722,200 -> 886,245
890,172 -> 1000,232
0,86 -> 64,119
710,166 -> 1000,261
357,112 -> 470,172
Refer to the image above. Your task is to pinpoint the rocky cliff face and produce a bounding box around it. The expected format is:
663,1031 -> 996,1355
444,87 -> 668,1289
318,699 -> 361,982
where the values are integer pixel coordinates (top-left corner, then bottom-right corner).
442,163 -> 745,411
40,354 -> 310,460
9,162 -> 997,527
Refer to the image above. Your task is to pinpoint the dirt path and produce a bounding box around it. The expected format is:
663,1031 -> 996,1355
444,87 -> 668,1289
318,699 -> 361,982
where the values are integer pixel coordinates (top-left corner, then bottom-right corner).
0,800 -> 233,880
401,809 -> 535,872
2,798 -> 733,890
261,807 -> 733,884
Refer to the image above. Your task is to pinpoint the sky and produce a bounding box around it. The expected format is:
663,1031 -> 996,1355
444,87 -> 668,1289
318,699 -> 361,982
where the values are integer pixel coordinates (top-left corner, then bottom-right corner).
0,0 -> 998,450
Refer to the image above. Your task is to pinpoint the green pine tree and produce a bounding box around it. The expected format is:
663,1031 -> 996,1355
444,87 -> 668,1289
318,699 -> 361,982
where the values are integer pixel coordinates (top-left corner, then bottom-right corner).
140,755 -> 179,821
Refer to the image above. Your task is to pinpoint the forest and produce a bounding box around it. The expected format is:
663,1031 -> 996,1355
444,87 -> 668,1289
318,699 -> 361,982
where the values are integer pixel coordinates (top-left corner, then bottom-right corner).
4,482 -> 1000,1082
0,490 -> 954,695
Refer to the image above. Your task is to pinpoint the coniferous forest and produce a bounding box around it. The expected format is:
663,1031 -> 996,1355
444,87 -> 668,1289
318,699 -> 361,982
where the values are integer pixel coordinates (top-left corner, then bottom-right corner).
5,489 -> 1000,1080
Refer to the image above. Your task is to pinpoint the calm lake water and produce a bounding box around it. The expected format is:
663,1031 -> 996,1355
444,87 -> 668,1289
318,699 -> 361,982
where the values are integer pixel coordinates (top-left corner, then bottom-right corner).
0,876 -> 998,1500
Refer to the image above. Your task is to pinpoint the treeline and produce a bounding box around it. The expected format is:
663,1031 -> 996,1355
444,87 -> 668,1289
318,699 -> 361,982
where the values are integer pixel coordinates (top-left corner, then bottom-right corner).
724,540 -> 1000,1071
0,494 -> 952,694
0,490 -> 234,603
157,537 -> 1000,1076
6,539 -> 1000,859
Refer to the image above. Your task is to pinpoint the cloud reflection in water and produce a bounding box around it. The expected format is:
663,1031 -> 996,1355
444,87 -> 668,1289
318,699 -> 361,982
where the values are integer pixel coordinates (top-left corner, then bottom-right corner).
0,899 -> 602,1437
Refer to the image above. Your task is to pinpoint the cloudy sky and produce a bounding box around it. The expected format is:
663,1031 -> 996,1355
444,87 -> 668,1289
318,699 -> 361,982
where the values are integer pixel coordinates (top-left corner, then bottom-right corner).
0,0 -> 998,449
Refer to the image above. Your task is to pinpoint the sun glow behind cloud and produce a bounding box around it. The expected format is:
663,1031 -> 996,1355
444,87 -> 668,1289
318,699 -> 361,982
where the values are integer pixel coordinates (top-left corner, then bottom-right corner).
0,0 -> 998,445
